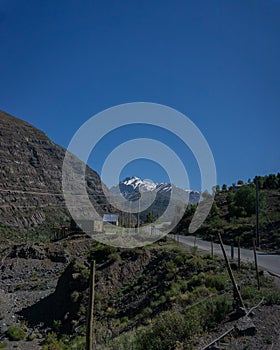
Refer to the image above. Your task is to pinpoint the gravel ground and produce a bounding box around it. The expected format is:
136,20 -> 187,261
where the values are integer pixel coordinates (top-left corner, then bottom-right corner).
0,244 -> 68,349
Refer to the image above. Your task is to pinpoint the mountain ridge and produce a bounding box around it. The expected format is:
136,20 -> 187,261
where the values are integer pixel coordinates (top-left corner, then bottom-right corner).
110,176 -> 200,222
0,109 -> 112,239
110,176 -> 200,203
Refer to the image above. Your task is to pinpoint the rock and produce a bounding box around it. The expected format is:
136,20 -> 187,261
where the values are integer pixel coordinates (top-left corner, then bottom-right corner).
72,273 -> 80,280
235,306 -> 246,318
235,316 -> 257,336
9,245 -> 45,260
0,322 -> 8,334
263,270 -> 271,277
230,262 -> 238,270
48,251 -> 68,263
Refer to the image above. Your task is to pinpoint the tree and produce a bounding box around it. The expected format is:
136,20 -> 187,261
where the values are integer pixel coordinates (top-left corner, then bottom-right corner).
231,184 -> 265,217
210,201 -> 219,217
222,184 -> 227,192
215,185 -> 220,193
263,174 -> 278,189
146,212 -> 155,223
233,185 -> 256,216
226,191 -> 234,205
254,176 -> 264,189
185,204 -> 197,216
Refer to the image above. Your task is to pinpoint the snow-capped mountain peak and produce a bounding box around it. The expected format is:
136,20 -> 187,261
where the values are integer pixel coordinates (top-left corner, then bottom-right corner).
122,176 -> 157,192
110,176 -> 200,204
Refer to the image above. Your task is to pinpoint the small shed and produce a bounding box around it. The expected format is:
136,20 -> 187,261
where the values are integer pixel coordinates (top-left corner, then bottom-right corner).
103,214 -> 119,226
93,220 -> 103,232
70,219 -> 103,233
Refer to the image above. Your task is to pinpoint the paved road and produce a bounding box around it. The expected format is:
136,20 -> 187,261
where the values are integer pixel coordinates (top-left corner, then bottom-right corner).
171,234 -> 280,276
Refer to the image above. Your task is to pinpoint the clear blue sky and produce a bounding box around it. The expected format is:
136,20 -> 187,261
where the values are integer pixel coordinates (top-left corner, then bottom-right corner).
0,0 -> 279,190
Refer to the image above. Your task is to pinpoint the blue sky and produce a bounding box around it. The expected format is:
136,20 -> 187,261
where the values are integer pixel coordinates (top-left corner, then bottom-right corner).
0,0 -> 279,190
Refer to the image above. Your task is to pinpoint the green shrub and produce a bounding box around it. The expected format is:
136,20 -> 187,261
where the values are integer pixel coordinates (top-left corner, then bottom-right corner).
53,320 -> 62,332
135,309 -> 201,350
188,272 -> 206,290
27,333 -> 36,341
165,282 -> 182,299
7,326 -> 26,341
259,275 -> 273,287
142,307 -> 153,316
70,290 -> 80,303
73,263 -> 90,285
263,290 -> 280,305
212,295 -> 233,323
205,273 -> 227,291
186,256 -> 205,272
174,254 -> 184,265
42,332 -> 66,350
193,285 -> 211,298
108,252 -> 120,262
165,260 -> 177,272
190,295 -> 233,330
190,246 -> 198,256
241,285 -> 256,300
68,336 -> 85,350
78,305 -> 86,317
89,243 -> 118,263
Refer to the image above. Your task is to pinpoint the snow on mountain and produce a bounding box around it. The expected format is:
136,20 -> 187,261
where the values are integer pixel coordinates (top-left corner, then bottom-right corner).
122,176 -> 157,192
110,176 -> 200,204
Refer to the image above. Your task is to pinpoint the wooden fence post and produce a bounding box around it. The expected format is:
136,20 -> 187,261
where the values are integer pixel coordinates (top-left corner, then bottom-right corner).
218,233 -> 245,309
238,238 -> 241,271
231,242 -> 234,259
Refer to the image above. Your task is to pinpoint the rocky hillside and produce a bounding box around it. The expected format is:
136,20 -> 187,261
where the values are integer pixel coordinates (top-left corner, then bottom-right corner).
0,110 -> 111,240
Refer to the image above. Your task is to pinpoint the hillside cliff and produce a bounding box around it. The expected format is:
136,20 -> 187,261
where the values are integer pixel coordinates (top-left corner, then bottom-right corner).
0,110 -> 110,238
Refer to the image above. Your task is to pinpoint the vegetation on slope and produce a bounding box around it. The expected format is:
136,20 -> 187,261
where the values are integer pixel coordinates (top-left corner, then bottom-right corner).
36,239 -> 280,350
175,173 -> 280,251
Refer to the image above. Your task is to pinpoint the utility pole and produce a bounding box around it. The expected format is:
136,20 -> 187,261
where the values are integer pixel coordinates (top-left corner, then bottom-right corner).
86,260 -> 96,350
255,178 -> 260,248
129,200 -> 132,233
137,192 -> 141,234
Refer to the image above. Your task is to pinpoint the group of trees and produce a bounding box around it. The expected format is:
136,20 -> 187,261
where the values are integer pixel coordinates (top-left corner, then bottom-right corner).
217,173 -> 280,193
173,173 -> 280,250
177,173 -> 274,232
255,173 -> 280,190
226,184 -> 265,218
219,174 -> 280,219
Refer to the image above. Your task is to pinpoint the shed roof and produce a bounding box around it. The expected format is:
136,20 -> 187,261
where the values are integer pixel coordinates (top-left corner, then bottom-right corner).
103,214 -> 119,222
